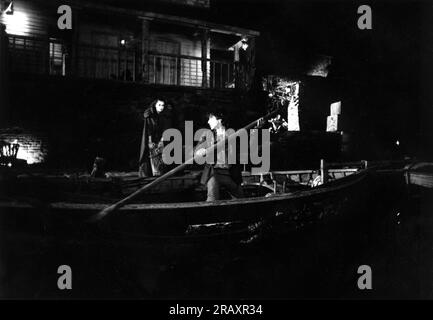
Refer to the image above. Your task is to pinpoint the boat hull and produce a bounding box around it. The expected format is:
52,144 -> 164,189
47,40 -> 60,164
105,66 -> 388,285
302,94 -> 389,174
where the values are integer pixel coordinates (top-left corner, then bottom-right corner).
0,169 -> 370,241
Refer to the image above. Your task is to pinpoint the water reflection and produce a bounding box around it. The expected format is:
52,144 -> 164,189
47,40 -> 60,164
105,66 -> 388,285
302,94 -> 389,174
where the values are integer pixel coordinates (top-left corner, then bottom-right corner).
1,184 -> 432,299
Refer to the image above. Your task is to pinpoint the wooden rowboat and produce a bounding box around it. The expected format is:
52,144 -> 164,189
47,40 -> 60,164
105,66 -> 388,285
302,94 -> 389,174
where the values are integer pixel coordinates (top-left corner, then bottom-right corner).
0,165 -> 370,241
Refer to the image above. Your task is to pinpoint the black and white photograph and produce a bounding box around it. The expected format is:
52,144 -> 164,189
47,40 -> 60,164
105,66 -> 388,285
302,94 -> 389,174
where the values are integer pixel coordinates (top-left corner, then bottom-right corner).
0,0 -> 433,303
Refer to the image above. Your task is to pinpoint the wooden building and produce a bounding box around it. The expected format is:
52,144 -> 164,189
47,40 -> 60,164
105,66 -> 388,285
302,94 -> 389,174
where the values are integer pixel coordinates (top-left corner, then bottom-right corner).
0,0 -> 259,90
0,0 -> 261,168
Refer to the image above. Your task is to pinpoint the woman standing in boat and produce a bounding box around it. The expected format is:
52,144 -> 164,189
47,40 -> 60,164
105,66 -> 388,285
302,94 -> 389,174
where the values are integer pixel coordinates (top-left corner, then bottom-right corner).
138,99 -> 166,177
195,110 -> 244,201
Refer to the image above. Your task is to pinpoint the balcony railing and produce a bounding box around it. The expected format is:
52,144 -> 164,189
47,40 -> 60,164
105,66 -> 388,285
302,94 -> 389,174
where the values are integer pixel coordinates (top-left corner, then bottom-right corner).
145,52 -> 235,88
7,34 -> 237,89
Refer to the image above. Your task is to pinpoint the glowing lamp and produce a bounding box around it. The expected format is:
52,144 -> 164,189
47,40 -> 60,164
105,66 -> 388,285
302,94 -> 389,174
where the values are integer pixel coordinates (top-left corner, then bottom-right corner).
2,10 -> 30,36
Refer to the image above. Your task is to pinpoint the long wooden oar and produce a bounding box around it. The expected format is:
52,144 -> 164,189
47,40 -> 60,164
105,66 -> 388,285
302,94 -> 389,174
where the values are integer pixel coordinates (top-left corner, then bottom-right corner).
91,106 -> 283,222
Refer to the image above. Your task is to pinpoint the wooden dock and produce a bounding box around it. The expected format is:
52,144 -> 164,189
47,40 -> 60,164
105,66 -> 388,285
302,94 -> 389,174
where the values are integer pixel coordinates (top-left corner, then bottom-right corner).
405,162 -> 433,189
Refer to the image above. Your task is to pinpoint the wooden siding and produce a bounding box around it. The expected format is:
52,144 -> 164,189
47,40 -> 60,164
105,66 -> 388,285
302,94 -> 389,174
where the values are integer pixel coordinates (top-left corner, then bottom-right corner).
1,1 -> 60,75
0,0 -> 51,37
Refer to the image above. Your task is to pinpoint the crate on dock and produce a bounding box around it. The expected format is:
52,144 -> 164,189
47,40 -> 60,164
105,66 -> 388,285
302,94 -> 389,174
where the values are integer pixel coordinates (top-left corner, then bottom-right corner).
330,101 -> 341,115
287,102 -> 300,131
326,115 -> 339,132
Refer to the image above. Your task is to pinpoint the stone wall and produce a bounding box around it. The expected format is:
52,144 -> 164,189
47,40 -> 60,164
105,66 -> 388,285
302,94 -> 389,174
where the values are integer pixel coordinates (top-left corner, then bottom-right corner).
0,128 -> 48,164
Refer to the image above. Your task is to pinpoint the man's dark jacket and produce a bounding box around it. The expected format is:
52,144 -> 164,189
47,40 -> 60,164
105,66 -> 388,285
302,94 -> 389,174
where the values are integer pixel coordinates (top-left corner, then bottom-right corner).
197,131 -> 242,186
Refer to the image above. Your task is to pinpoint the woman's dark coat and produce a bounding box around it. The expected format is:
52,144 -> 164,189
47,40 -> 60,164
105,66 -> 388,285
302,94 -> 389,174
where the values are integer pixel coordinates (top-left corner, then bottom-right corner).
138,107 -> 163,176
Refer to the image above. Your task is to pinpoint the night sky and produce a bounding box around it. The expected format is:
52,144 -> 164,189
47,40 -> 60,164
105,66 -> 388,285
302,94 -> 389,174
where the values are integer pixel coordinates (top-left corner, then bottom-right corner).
212,0 -> 429,81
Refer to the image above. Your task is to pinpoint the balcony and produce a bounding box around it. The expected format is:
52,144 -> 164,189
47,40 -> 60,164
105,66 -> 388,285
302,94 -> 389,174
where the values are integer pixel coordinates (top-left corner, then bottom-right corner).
7,34 -> 237,90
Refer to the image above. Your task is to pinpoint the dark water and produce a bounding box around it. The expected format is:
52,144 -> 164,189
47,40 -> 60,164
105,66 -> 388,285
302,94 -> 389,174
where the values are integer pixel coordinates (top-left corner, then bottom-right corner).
1,179 -> 432,299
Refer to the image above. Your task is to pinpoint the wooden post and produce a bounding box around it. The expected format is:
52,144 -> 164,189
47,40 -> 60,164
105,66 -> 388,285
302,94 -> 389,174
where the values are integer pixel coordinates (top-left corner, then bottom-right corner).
132,51 -> 136,81
320,159 -> 328,184
234,44 -> 240,89
70,7 -> 79,77
45,38 -> 50,75
141,19 -> 150,83
201,28 -> 208,88
123,49 -> 127,81
176,55 -> 180,86
117,48 -> 121,80
247,36 -> 256,91
0,23 -> 10,127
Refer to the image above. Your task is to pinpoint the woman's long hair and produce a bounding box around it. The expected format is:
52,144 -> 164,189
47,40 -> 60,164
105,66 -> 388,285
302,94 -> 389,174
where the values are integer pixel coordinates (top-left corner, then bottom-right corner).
149,99 -> 164,112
